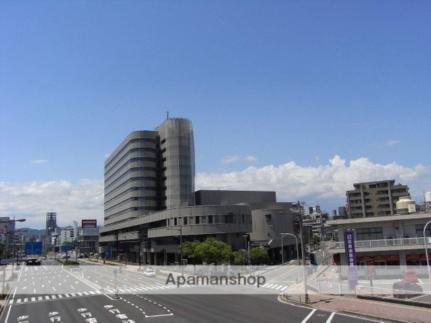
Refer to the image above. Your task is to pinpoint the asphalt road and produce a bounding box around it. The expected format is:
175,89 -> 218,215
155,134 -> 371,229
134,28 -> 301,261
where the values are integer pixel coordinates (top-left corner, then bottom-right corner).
0,260 -> 383,323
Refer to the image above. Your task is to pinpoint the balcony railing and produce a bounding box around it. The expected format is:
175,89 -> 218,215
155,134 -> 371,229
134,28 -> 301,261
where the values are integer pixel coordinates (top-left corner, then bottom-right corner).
330,237 -> 428,250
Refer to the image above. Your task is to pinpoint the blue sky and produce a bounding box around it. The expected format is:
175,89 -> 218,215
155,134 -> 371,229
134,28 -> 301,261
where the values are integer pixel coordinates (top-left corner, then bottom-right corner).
0,1 -> 430,227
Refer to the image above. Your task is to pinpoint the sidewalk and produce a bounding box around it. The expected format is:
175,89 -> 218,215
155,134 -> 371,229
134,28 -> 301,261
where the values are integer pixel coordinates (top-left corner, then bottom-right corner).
283,292 -> 431,323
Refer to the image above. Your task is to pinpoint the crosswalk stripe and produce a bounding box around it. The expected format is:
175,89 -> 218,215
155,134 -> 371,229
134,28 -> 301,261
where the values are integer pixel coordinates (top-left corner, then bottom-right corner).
45,296 -> 50,300
64,293 -> 70,297
23,298 -> 28,302
89,291 -> 95,295
70,293 -> 76,297
38,296 -> 43,301
9,300 -> 14,305
17,299 -> 22,303
83,291 -> 89,295
58,294 -> 63,298
51,295 -> 57,299
31,297 -> 36,302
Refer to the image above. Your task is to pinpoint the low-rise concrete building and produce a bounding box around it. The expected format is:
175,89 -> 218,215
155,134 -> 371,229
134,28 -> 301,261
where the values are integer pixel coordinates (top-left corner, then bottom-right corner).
325,211 -> 431,266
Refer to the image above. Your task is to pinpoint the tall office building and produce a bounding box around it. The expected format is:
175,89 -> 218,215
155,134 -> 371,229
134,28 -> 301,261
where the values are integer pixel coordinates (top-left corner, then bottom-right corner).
104,130 -> 161,228
46,212 -> 57,236
100,118 -> 251,264
103,118 -> 195,229
346,180 -> 410,218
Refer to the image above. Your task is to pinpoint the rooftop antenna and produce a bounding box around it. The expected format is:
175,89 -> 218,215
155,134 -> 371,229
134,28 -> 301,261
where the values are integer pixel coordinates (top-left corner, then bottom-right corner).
166,111 -> 170,120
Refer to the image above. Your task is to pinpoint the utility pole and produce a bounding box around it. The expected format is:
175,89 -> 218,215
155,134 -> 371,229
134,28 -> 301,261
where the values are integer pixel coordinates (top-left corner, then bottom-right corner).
298,201 -> 309,304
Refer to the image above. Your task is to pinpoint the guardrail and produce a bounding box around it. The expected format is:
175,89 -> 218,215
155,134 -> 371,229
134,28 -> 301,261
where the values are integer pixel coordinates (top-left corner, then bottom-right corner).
328,237 -> 427,250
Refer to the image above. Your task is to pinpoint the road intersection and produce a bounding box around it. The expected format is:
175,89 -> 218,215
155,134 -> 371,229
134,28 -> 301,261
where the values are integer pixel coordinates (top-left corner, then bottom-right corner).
0,259 -> 384,323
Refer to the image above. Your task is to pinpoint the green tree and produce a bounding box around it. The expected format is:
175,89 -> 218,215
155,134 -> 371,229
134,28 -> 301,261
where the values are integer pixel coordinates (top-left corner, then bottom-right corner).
193,238 -> 232,264
250,246 -> 269,265
180,241 -> 201,264
232,249 -> 247,265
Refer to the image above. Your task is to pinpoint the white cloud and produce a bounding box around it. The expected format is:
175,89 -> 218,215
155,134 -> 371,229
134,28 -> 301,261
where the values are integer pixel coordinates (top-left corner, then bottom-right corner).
222,155 -> 257,165
1,156 -> 429,228
30,159 -> 48,164
0,180 -> 103,228
244,155 -> 257,163
198,155 -> 430,204
385,140 -> 400,147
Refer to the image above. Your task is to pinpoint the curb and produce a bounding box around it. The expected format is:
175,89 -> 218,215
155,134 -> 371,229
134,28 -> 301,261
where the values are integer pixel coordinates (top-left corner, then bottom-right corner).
278,295 -> 408,323
357,294 -> 431,309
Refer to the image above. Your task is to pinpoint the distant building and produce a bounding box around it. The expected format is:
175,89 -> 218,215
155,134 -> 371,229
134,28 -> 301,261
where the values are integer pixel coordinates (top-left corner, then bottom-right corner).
0,217 -> 14,243
337,206 -> 347,218
302,205 -> 328,243
78,219 -> 99,255
426,192 -> 431,212
346,180 -> 410,218
58,226 -> 75,245
46,212 -> 57,236
0,217 -> 14,258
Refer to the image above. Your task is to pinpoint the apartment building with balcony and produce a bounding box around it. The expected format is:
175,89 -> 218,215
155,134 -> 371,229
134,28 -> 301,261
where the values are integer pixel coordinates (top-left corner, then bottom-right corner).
347,180 -> 410,218
325,211 -> 431,267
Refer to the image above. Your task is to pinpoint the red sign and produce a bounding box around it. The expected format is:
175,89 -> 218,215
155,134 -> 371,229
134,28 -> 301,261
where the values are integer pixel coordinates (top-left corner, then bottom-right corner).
82,219 -> 97,228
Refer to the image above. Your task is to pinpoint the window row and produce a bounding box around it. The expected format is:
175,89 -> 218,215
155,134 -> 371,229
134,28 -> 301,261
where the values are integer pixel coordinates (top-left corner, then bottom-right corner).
167,213 -> 249,227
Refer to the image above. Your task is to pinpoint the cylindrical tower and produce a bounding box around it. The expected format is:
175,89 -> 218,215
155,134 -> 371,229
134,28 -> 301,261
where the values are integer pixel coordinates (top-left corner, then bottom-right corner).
157,118 -> 195,209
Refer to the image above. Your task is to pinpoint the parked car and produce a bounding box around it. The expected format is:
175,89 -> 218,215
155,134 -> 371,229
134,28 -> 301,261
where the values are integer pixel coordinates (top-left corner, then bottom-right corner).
393,268 -> 422,299
25,258 -> 41,266
143,267 -> 156,277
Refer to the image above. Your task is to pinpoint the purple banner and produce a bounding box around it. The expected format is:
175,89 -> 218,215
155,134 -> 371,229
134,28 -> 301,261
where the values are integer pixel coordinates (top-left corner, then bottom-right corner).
344,229 -> 357,289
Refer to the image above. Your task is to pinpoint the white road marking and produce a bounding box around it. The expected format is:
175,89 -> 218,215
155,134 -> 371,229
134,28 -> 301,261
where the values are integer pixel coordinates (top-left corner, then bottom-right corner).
301,309 -> 317,323
326,312 -> 336,323
145,314 -> 174,318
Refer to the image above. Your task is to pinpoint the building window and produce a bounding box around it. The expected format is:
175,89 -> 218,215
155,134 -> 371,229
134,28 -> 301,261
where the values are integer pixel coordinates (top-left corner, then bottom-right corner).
416,224 -> 431,236
195,216 -> 200,224
224,214 -> 234,223
183,217 -> 188,225
208,215 -> 213,224
355,227 -> 383,240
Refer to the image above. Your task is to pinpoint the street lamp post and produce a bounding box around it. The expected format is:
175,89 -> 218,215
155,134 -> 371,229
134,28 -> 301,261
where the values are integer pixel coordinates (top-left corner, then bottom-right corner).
166,223 -> 184,274
423,220 -> 431,281
297,202 -> 309,304
280,233 -> 299,265
242,234 -> 251,265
